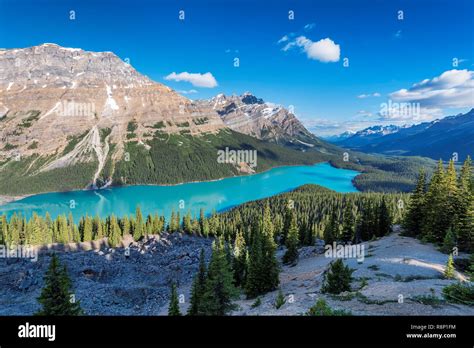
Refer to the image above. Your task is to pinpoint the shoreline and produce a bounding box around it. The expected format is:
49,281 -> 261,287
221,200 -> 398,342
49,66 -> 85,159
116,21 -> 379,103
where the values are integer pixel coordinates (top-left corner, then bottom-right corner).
0,161 -> 360,206
0,194 -> 32,206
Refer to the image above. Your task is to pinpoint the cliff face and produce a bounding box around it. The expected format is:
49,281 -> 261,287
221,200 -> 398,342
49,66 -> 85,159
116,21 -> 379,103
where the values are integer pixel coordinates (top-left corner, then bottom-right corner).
0,43 -> 224,165
200,92 -> 320,148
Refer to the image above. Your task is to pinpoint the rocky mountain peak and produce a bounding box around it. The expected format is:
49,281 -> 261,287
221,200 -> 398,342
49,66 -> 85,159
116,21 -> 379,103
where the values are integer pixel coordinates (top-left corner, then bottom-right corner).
0,43 -> 225,177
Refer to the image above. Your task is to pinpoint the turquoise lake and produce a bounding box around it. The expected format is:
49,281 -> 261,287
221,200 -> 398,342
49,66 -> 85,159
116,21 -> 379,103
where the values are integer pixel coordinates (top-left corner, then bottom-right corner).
0,162 -> 359,222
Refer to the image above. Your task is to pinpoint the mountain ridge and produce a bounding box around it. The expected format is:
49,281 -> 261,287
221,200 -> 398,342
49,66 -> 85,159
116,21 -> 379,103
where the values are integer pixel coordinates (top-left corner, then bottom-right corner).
331,109 -> 474,161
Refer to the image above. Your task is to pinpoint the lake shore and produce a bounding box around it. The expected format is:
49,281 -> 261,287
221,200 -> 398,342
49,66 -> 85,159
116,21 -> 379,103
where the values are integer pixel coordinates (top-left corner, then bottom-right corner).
0,194 -> 31,206
0,161 -> 359,207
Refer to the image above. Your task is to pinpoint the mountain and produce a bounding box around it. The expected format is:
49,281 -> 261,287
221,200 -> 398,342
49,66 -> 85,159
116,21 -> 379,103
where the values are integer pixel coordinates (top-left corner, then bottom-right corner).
322,130 -> 355,142
331,109 -> 474,161
199,92 -> 329,151
331,125 -> 407,148
0,44 -> 333,195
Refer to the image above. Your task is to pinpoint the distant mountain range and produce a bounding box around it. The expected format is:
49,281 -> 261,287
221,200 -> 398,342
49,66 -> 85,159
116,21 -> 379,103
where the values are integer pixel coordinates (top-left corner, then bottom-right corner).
330,109 -> 474,161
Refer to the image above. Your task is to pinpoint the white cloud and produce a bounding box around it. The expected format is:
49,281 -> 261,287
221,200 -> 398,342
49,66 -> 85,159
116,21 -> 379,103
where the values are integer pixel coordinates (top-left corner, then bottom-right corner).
177,89 -> 198,95
357,92 -> 381,99
304,23 -> 316,31
390,69 -> 474,108
164,72 -> 218,88
278,35 -> 289,44
281,36 -> 340,63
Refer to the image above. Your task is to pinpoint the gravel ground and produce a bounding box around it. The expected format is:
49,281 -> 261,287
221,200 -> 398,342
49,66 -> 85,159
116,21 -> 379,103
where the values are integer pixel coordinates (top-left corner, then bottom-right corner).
0,233 -> 212,315
232,230 -> 473,316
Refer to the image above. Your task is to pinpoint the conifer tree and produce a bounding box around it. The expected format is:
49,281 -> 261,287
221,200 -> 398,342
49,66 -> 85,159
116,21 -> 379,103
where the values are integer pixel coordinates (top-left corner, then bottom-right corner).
133,206 -> 145,240
323,212 -> 338,244
199,208 -> 209,237
377,199 -> 392,237
107,215 -> 122,248
423,160 -> 449,242
0,215 -> 7,245
169,210 -> 177,232
442,227 -> 457,254
168,283 -> 181,316
456,157 -> 473,251
341,203 -> 355,242
200,237 -> 237,315
232,230 -> 247,287
188,249 -> 207,315
82,215 -> 93,242
183,211 -> 192,234
321,259 -> 354,294
403,170 -> 426,236
36,254 -> 82,315
245,213 -> 280,298
444,254 -> 455,279
283,210 -> 299,265
93,215 -> 104,240
121,216 -> 131,236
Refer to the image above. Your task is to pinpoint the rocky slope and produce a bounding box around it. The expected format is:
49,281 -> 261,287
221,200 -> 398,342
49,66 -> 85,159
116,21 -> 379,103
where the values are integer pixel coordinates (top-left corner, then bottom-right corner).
0,233 -> 212,315
1,230 -> 471,316
199,92 -> 328,150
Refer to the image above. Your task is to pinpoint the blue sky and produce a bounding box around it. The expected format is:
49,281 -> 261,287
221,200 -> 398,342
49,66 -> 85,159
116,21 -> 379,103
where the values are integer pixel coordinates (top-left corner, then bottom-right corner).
1,0 -> 473,135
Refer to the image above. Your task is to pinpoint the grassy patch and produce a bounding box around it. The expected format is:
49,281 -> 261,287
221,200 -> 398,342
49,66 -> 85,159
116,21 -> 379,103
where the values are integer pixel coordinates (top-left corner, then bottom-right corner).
3,143 -> 18,150
27,141 -> 38,150
151,121 -> 166,129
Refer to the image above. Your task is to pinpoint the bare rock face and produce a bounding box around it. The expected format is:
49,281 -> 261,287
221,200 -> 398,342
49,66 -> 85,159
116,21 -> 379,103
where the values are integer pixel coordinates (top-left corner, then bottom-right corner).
199,92 -> 319,148
0,43 -> 224,163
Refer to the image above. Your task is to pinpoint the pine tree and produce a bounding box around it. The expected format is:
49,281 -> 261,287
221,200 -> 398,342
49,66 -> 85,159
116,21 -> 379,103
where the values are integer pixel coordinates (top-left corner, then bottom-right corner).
93,215 -> 104,240
133,206 -> 145,240
341,203 -> 355,242
199,208 -> 209,237
82,215 -> 93,242
200,237 -> 237,315
281,203 -> 293,245
323,211 -> 338,244
168,283 -> 181,316
232,230 -> 247,287
456,157 -> 473,251
169,210 -> 177,232
245,214 -> 280,298
377,199 -> 392,237
121,216 -> 131,236
283,210 -> 299,265
442,227 -> 457,254
107,215 -> 122,248
0,215 -> 7,245
423,160 -> 449,242
444,254 -> 455,279
261,204 -> 280,290
36,254 -> 82,315
403,170 -> 426,236
188,249 -> 207,315
183,211 -> 192,234
321,259 -> 354,294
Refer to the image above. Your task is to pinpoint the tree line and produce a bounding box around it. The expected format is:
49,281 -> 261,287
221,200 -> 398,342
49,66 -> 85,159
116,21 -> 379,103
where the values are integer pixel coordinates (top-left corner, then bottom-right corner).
403,157 -> 473,253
